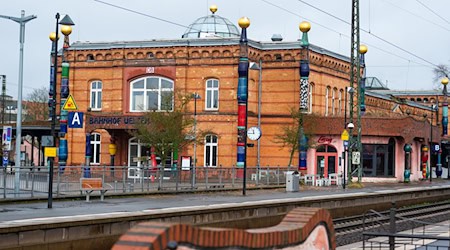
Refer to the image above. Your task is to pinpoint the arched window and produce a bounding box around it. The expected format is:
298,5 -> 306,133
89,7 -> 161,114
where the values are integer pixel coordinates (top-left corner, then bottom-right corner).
130,76 -> 174,111
205,79 -> 219,110
90,80 -> 102,111
90,133 -> 101,164
325,86 -> 331,116
332,88 -> 337,115
204,135 -> 218,167
308,83 -> 314,113
338,89 -> 343,115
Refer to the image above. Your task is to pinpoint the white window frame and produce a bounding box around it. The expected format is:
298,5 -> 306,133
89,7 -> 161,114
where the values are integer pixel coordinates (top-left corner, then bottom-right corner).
331,88 -> 337,115
338,89 -> 343,115
90,133 -> 101,165
130,76 -> 174,112
205,79 -> 219,110
204,135 -> 218,167
325,87 -> 330,116
90,81 -> 102,111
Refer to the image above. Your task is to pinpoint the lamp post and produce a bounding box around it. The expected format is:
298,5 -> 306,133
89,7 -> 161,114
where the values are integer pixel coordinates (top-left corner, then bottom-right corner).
440,77 -> 449,178
0,10 -> 37,196
1,75 -> 5,124
236,17 -> 250,196
249,61 -> 262,170
48,13 -> 74,209
347,87 -> 355,183
191,92 -> 200,188
299,21 -> 311,172
430,104 -> 437,182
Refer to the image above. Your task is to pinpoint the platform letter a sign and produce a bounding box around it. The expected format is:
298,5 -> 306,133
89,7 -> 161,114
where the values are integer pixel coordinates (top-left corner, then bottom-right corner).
69,112 -> 83,128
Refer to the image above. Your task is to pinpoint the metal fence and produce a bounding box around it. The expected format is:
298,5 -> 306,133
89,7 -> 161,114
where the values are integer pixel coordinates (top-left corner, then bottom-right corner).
362,202 -> 450,249
0,165 -> 291,199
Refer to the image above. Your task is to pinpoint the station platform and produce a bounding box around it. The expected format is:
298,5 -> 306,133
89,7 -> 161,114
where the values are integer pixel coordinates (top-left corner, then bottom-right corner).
1,179 -> 449,224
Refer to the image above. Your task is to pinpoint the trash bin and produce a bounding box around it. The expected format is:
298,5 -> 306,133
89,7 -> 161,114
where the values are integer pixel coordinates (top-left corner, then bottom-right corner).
286,171 -> 300,192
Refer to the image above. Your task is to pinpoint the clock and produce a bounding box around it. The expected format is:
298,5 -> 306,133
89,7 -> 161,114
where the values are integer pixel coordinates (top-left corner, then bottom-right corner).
247,126 -> 262,141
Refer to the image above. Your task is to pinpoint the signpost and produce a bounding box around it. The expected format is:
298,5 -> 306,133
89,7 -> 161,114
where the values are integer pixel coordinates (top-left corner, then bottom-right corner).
341,129 -> 349,189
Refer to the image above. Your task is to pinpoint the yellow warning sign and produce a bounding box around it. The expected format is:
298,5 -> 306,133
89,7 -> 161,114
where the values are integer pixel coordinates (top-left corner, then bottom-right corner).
341,129 -> 349,141
62,94 -> 78,111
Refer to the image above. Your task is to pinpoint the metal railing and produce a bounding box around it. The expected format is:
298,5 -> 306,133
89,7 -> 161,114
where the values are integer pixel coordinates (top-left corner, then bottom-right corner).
0,165 -> 290,199
362,202 -> 450,249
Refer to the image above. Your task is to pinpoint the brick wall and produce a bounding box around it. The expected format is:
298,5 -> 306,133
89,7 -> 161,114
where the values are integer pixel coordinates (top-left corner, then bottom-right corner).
112,207 -> 335,250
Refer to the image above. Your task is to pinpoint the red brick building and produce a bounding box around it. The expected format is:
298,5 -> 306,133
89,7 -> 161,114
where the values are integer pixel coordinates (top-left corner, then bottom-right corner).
58,8 -> 440,182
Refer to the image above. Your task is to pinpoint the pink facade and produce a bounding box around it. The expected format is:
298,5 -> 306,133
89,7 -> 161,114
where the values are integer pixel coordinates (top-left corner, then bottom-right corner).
306,135 -> 427,182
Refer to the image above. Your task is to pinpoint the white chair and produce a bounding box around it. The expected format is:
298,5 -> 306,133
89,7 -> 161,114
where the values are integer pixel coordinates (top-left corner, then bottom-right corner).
304,174 -> 315,186
328,173 -> 338,185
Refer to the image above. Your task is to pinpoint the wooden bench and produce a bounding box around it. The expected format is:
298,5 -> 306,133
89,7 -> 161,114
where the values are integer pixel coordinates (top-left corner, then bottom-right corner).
80,178 -> 112,202
208,184 -> 225,189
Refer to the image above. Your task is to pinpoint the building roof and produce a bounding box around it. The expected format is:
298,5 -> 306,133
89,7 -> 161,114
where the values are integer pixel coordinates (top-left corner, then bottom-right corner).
181,13 -> 239,39
69,38 -> 351,63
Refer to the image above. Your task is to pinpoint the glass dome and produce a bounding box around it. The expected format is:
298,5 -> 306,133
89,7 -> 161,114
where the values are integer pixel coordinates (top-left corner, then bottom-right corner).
182,14 -> 240,38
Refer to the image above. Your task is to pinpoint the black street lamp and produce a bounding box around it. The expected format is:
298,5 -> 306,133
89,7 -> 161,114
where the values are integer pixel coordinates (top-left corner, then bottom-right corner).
47,13 -> 74,209
191,92 -> 200,188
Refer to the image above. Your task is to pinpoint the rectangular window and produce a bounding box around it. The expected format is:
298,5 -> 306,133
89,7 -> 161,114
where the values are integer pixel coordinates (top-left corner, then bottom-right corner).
206,79 -> 219,110
90,81 -> 102,111
362,144 -> 393,177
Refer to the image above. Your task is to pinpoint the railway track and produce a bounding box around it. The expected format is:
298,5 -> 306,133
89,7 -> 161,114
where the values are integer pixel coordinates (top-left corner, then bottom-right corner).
334,200 -> 450,246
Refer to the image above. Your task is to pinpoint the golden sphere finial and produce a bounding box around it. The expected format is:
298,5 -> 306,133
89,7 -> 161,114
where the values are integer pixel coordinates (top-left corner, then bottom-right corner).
61,25 -> 73,36
299,21 -> 311,33
360,44 -> 368,54
49,32 -> 59,41
210,5 -> 218,14
442,77 -> 449,86
238,17 -> 250,28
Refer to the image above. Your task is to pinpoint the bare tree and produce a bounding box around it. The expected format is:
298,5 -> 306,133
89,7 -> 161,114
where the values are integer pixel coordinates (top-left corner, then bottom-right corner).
273,108 -> 316,167
433,64 -> 449,89
23,87 -> 49,121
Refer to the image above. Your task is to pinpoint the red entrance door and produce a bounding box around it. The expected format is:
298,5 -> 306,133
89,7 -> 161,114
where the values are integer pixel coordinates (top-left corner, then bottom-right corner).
315,145 -> 338,178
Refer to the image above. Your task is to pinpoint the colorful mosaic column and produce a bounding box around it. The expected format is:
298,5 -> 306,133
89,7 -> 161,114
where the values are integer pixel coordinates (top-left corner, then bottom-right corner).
403,143 -> 412,183
236,17 -> 250,195
421,145 -> 429,180
438,77 -> 449,178
58,25 -> 72,173
298,21 -> 310,171
84,133 -> 91,178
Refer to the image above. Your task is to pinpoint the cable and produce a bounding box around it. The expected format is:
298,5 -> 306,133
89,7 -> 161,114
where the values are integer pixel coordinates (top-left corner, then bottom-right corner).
296,0 -> 440,68
94,0 -> 189,29
381,0 -> 450,32
415,0 -> 450,25
260,0 -> 430,68
259,0 -> 345,36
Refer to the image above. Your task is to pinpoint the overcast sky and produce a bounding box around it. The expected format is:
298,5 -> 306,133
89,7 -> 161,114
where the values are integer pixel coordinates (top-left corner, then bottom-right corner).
1,0 -> 449,99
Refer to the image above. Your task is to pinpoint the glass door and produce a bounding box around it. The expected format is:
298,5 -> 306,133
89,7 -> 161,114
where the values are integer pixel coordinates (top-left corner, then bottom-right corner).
327,156 -> 336,176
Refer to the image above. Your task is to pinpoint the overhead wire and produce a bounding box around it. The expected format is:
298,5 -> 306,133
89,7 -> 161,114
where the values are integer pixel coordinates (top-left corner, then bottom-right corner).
296,0 -> 439,68
380,0 -> 450,32
94,0 -> 435,69
260,0 -> 430,68
415,0 -> 450,25
94,0 -> 189,30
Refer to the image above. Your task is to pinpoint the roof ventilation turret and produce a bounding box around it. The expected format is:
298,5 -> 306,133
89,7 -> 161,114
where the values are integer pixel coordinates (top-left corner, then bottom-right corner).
271,34 -> 283,42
